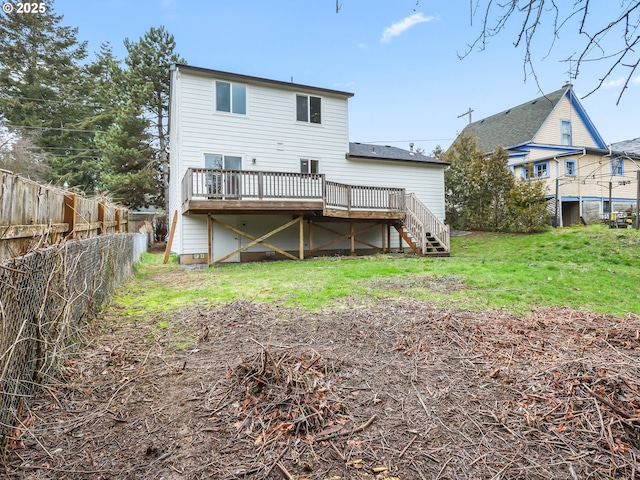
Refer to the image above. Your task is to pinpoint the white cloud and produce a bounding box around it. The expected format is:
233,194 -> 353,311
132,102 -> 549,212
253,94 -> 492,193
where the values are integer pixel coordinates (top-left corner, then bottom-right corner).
381,13 -> 434,44
632,75 -> 640,85
602,77 -> 625,88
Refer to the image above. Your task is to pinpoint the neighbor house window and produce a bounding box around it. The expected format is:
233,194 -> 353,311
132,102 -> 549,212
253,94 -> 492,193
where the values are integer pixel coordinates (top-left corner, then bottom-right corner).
565,160 -> 576,176
534,162 -> 549,178
611,158 -> 624,176
300,159 -> 319,174
523,161 -> 549,179
561,120 -> 572,146
296,94 -> 321,124
216,81 -> 246,114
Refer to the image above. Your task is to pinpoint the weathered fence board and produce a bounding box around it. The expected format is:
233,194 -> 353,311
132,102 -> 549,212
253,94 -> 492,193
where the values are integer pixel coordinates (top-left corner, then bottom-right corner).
0,171 -> 128,262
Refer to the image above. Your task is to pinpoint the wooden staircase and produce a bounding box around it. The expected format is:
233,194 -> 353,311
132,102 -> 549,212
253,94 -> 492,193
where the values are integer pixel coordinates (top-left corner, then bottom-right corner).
396,193 -> 450,257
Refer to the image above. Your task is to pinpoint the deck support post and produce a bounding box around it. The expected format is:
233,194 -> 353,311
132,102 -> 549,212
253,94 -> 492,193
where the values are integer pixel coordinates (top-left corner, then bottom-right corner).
207,214 -> 212,265
300,216 -> 304,260
350,222 -> 355,256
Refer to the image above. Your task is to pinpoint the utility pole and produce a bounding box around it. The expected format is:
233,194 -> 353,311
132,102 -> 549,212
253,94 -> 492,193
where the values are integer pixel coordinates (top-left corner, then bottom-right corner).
636,170 -> 640,229
457,108 -> 474,124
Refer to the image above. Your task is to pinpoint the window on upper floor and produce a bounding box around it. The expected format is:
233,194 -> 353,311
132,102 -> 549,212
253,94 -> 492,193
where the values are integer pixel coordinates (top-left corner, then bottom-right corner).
561,120 -> 572,146
565,160 -> 576,176
611,158 -> 624,176
296,94 -> 321,124
522,161 -> 549,179
300,159 -> 319,174
216,81 -> 246,115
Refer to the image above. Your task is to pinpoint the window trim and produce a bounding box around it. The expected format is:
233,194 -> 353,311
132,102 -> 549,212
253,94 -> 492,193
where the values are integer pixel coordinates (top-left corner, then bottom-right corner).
522,161 -> 550,179
611,157 -> 624,176
296,94 -> 322,124
215,80 -> 247,115
565,159 -> 576,176
561,119 -> 572,146
300,158 -> 319,174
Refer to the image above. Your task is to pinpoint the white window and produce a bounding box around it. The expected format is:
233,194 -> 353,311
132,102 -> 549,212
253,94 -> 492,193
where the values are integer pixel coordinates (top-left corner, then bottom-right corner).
296,94 -> 321,124
216,81 -> 246,114
561,120 -> 572,146
300,159 -> 319,174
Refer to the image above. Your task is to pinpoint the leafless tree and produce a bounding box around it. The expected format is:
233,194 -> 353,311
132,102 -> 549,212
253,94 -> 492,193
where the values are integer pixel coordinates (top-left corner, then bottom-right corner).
0,128 -> 49,182
461,0 -> 640,103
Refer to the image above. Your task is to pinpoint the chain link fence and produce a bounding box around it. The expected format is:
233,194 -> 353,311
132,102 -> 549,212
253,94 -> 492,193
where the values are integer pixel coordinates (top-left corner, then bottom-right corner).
0,233 -> 146,458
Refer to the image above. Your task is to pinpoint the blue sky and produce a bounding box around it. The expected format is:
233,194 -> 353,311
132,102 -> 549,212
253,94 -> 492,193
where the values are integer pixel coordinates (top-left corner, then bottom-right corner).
55,0 -> 640,154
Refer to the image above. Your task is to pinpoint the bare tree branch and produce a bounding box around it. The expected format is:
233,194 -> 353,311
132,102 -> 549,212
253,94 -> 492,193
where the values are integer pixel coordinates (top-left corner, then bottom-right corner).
461,0 -> 640,102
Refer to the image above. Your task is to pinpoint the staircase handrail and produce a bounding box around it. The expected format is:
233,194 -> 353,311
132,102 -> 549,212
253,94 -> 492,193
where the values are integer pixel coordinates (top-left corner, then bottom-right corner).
404,193 -> 450,253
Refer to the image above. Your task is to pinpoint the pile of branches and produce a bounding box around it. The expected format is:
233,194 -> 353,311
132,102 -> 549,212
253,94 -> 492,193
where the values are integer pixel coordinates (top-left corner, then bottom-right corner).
218,346 -> 347,441
205,345 -> 381,477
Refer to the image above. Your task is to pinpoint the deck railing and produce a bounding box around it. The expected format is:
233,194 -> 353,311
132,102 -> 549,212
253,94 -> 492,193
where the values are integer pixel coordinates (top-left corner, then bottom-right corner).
182,169 -> 405,212
182,168 -> 324,203
325,181 -> 405,211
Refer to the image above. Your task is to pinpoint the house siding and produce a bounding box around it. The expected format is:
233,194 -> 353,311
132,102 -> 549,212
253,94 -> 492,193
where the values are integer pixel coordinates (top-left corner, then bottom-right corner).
534,96 -> 600,148
169,66 -> 447,259
176,70 -> 349,175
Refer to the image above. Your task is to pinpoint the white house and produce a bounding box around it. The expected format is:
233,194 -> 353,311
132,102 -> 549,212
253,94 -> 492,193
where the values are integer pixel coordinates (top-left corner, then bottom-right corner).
168,64 -> 449,264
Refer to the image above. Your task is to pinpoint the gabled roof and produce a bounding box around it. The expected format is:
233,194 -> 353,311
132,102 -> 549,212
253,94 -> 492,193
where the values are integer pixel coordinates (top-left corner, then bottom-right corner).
459,86 -> 607,153
348,142 -> 448,166
611,138 -> 640,158
172,63 -> 354,98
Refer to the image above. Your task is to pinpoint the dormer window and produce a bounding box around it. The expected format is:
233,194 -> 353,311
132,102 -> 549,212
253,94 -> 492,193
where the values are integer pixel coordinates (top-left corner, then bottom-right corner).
216,81 -> 246,115
296,94 -> 321,124
561,119 -> 572,146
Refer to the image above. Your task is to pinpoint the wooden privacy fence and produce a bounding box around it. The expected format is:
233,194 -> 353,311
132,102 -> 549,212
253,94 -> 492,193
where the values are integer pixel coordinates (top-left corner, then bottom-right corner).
0,170 -> 128,263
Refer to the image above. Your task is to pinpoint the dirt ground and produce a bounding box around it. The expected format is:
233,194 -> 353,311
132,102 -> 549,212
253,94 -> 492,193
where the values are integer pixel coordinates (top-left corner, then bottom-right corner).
4,292 -> 640,479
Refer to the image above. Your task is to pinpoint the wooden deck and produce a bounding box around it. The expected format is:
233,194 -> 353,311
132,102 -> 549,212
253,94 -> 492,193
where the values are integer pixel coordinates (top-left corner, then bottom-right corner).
179,168 -> 449,262
181,168 -> 406,220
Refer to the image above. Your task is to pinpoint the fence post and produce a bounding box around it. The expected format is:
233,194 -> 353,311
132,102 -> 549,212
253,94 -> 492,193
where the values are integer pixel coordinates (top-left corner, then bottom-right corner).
98,201 -> 106,235
64,192 -> 77,239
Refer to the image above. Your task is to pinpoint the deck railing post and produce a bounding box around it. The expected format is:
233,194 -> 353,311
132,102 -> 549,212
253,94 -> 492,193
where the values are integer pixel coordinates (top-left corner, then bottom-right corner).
258,171 -> 264,200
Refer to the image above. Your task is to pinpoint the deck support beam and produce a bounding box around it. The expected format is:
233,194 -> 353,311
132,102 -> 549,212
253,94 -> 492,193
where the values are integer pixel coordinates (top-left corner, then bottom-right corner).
308,221 -> 382,253
210,216 -> 304,265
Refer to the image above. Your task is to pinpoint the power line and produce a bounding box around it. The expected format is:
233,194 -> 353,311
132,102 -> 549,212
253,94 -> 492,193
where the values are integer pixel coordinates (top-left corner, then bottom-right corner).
3,123 -> 105,134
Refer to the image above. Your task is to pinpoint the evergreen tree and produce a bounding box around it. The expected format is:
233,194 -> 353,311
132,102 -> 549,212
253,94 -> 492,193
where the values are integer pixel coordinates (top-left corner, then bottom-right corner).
0,0 -> 98,190
443,133 -> 548,232
506,179 -> 549,233
123,26 -> 185,212
95,104 -> 159,209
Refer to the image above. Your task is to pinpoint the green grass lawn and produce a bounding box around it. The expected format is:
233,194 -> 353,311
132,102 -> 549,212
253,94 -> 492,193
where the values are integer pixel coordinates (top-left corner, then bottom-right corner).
113,223 -> 640,317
